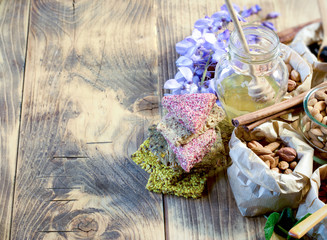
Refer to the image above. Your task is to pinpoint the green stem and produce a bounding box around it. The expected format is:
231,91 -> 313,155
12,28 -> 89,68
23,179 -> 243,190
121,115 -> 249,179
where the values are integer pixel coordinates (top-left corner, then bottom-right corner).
263,215 -> 290,238
200,53 -> 213,86
275,224 -> 290,236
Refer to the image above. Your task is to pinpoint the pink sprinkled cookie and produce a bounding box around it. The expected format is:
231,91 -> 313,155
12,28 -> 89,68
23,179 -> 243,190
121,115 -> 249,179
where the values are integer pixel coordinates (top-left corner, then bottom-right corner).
162,93 -> 217,133
168,129 -> 217,172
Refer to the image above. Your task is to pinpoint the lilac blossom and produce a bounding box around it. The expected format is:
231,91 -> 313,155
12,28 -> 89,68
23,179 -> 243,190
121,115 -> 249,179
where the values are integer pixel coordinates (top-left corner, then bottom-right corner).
164,3 -> 279,101
266,12 -> 280,20
261,21 -> 276,31
241,4 -> 261,18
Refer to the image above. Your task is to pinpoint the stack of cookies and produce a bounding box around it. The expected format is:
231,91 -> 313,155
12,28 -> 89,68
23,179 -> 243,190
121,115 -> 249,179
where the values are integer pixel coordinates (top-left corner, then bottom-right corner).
158,93 -> 225,172
132,93 -> 230,198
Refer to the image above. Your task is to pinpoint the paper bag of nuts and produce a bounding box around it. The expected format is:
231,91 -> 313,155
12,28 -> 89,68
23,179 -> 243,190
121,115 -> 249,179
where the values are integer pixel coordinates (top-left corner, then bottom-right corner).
281,44 -> 313,98
296,164 -> 327,240
290,22 -> 327,87
279,44 -> 313,121
227,121 -> 313,216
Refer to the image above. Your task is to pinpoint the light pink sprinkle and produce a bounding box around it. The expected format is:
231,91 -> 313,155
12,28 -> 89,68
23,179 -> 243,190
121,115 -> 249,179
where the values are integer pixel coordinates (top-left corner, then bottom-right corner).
162,93 -> 216,133
167,129 -> 216,172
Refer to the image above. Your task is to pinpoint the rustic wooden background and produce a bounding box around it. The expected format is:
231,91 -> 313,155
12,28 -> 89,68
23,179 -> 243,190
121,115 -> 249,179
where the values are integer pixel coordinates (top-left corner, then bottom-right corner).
0,0 -> 320,239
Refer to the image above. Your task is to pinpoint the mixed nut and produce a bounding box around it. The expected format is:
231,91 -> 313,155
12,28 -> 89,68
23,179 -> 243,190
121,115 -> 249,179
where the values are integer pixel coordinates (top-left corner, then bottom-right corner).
246,139 -> 298,174
285,63 -> 302,92
319,179 -> 327,204
302,88 -> 327,151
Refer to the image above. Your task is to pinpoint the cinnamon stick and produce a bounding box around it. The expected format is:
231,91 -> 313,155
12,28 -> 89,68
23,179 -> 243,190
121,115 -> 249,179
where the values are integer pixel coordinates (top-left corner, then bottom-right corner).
232,82 -> 327,127
242,107 -> 301,131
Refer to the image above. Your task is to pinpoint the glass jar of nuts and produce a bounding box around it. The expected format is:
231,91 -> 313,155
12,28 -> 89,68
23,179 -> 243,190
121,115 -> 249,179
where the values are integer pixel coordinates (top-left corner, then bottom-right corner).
300,85 -> 327,163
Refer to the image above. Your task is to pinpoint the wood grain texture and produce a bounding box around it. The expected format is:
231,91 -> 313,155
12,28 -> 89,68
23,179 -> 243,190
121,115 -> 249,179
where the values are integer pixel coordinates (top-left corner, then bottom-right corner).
156,1 -> 320,239
11,0 -> 163,239
0,1 -> 30,239
164,171 -> 266,240
4,0 -> 321,239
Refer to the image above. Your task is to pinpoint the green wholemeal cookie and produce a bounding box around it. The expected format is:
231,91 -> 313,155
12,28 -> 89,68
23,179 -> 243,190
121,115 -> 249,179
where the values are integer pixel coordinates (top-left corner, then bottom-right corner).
132,138 -> 184,185
146,169 -> 208,199
131,139 -> 208,198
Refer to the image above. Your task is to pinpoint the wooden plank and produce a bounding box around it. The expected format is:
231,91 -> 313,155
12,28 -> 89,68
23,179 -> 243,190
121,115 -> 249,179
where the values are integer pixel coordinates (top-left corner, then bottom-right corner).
156,0 -> 320,239
0,1 -> 30,239
11,0 -> 164,239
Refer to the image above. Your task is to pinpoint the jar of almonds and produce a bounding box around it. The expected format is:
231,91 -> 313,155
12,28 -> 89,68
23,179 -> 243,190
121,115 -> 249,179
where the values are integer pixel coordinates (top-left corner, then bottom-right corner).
300,85 -> 327,161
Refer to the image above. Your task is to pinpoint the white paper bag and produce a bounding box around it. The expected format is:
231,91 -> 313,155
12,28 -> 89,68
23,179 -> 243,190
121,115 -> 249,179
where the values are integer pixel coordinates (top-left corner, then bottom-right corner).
296,164 -> 327,240
227,121 -> 314,216
280,44 -> 313,121
281,44 -> 312,99
290,22 -> 327,87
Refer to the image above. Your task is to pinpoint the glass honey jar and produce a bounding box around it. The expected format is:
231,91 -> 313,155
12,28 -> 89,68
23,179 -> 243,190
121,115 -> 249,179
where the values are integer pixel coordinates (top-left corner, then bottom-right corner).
214,24 -> 289,120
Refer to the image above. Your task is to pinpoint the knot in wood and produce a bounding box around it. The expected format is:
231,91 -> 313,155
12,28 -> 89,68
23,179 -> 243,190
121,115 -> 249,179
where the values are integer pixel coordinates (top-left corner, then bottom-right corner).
70,215 -> 99,238
133,95 -> 159,116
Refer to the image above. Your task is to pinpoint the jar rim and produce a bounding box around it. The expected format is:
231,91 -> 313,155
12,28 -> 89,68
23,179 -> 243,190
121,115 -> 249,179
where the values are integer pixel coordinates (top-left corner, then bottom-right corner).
229,24 -> 280,64
303,86 -> 327,128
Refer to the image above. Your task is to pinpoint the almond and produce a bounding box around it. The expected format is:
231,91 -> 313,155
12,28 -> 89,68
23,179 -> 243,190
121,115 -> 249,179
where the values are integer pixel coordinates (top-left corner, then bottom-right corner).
310,107 -> 320,116
314,113 -> 323,122
308,106 -> 314,114
247,140 -> 263,149
308,131 -> 319,142
312,140 -> 324,149
251,146 -> 273,155
271,157 -> 279,168
310,128 -> 324,137
308,98 -> 318,106
259,154 -> 271,161
288,80 -> 297,92
290,69 -> 301,82
315,90 -> 327,101
304,121 -> 311,132
314,101 -> 327,111
264,142 -> 280,152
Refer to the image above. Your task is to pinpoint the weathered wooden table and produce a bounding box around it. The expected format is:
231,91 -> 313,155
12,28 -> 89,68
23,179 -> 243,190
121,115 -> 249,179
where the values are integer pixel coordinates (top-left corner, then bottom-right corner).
0,0 -> 320,239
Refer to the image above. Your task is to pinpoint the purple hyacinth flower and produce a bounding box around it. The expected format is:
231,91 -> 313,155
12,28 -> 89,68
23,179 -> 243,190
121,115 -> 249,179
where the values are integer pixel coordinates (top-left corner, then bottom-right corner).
194,17 -> 213,32
178,67 -> 194,82
176,38 -> 196,55
164,79 -> 182,90
241,4 -> 261,18
266,12 -> 280,20
176,56 -> 193,68
251,4 -> 261,14
261,21 -> 276,31
241,8 -> 253,18
211,10 -> 230,22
